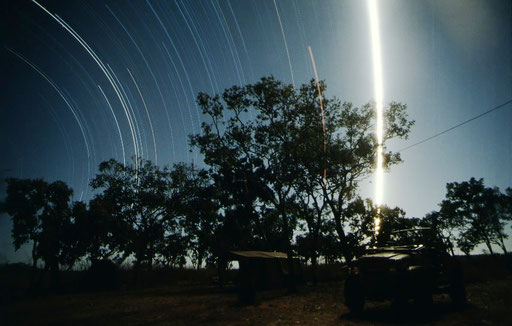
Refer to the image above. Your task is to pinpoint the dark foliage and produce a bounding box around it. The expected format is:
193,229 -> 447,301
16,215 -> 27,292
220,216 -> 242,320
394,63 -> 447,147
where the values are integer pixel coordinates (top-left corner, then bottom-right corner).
3,77 -> 509,285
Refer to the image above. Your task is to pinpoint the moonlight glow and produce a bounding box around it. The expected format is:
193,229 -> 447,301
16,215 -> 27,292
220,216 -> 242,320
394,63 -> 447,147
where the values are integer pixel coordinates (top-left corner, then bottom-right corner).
368,0 -> 384,233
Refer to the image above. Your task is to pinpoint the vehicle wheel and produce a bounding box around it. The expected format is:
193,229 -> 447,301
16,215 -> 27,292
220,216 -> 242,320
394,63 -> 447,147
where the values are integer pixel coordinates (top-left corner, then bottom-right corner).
344,276 -> 364,314
392,293 -> 408,311
414,276 -> 433,309
391,275 -> 410,311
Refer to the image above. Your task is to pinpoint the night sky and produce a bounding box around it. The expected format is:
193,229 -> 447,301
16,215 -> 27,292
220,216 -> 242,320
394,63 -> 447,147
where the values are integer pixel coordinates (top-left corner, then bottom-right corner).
1,0 -> 511,262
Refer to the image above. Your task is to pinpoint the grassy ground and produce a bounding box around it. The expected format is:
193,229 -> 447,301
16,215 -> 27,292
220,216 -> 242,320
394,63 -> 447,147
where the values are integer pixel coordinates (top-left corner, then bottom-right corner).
1,255 -> 511,325
2,276 -> 512,325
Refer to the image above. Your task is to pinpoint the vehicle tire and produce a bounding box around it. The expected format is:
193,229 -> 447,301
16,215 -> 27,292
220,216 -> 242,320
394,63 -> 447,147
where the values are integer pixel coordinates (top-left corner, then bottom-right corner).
414,273 -> 433,309
392,293 -> 408,311
392,275 -> 409,310
344,276 -> 364,314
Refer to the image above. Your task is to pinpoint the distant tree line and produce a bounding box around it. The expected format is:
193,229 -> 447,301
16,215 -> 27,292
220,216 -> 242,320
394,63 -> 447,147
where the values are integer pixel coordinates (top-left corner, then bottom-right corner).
1,77 -> 510,283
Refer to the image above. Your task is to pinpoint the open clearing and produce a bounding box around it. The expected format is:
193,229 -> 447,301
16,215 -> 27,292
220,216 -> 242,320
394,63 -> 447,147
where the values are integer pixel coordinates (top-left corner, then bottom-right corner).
2,275 -> 511,325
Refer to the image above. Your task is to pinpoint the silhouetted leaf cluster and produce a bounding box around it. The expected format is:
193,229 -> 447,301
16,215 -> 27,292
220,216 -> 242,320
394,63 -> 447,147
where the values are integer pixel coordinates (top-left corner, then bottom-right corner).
4,77 -> 510,282
425,178 -> 512,255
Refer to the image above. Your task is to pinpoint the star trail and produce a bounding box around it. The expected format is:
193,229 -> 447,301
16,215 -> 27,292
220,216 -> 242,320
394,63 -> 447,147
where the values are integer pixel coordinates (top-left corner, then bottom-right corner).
1,0 -> 511,262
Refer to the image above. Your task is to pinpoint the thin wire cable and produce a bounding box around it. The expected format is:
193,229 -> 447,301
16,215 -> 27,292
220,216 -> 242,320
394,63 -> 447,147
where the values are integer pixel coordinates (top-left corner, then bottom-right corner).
398,99 -> 512,152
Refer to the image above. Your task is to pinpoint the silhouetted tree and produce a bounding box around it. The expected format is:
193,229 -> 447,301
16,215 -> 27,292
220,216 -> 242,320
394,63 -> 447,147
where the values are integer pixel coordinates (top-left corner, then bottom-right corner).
171,163 -> 220,269
3,178 -> 80,287
438,178 -> 511,254
190,77 -> 414,269
315,220 -> 344,264
190,78 -> 301,252
318,100 -> 413,262
423,210 -> 457,255
505,188 -> 512,231
294,201 -> 322,283
72,197 -> 127,263
2,179 -> 47,269
189,78 -> 321,291
156,233 -> 187,268
90,158 -> 181,271
293,155 -> 329,284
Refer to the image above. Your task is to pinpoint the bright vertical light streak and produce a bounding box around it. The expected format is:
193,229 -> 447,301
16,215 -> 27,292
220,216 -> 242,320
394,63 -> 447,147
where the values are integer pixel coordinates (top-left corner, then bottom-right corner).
368,0 -> 384,232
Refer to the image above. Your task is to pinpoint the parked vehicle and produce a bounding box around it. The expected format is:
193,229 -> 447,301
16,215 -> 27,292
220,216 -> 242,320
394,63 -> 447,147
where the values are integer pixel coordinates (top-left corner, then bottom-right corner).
344,227 -> 466,313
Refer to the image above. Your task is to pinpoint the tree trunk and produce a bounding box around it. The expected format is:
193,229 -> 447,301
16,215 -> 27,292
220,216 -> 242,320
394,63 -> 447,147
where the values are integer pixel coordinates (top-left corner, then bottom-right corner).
311,253 -> 318,285
29,241 -> 39,291
49,259 -> 60,291
497,236 -> 508,254
280,204 -> 296,293
311,202 -> 323,286
31,241 -> 38,269
196,252 -> 204,270
484,239 -> 494,255
325,191 -> 351,263
132,256 -> 142,287
217,254 -> 227,288
311,223 -> 321,285
333,213 -> 352,262
149,241 -> 154,270
448,240 -> 455,256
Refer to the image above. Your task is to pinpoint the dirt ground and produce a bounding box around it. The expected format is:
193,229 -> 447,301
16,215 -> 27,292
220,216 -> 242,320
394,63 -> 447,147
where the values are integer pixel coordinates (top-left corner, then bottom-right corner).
2,276 -> 511,326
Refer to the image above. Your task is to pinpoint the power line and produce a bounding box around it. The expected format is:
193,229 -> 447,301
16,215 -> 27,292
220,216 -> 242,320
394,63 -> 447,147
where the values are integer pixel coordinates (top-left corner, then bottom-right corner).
398,99 -> 512,152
